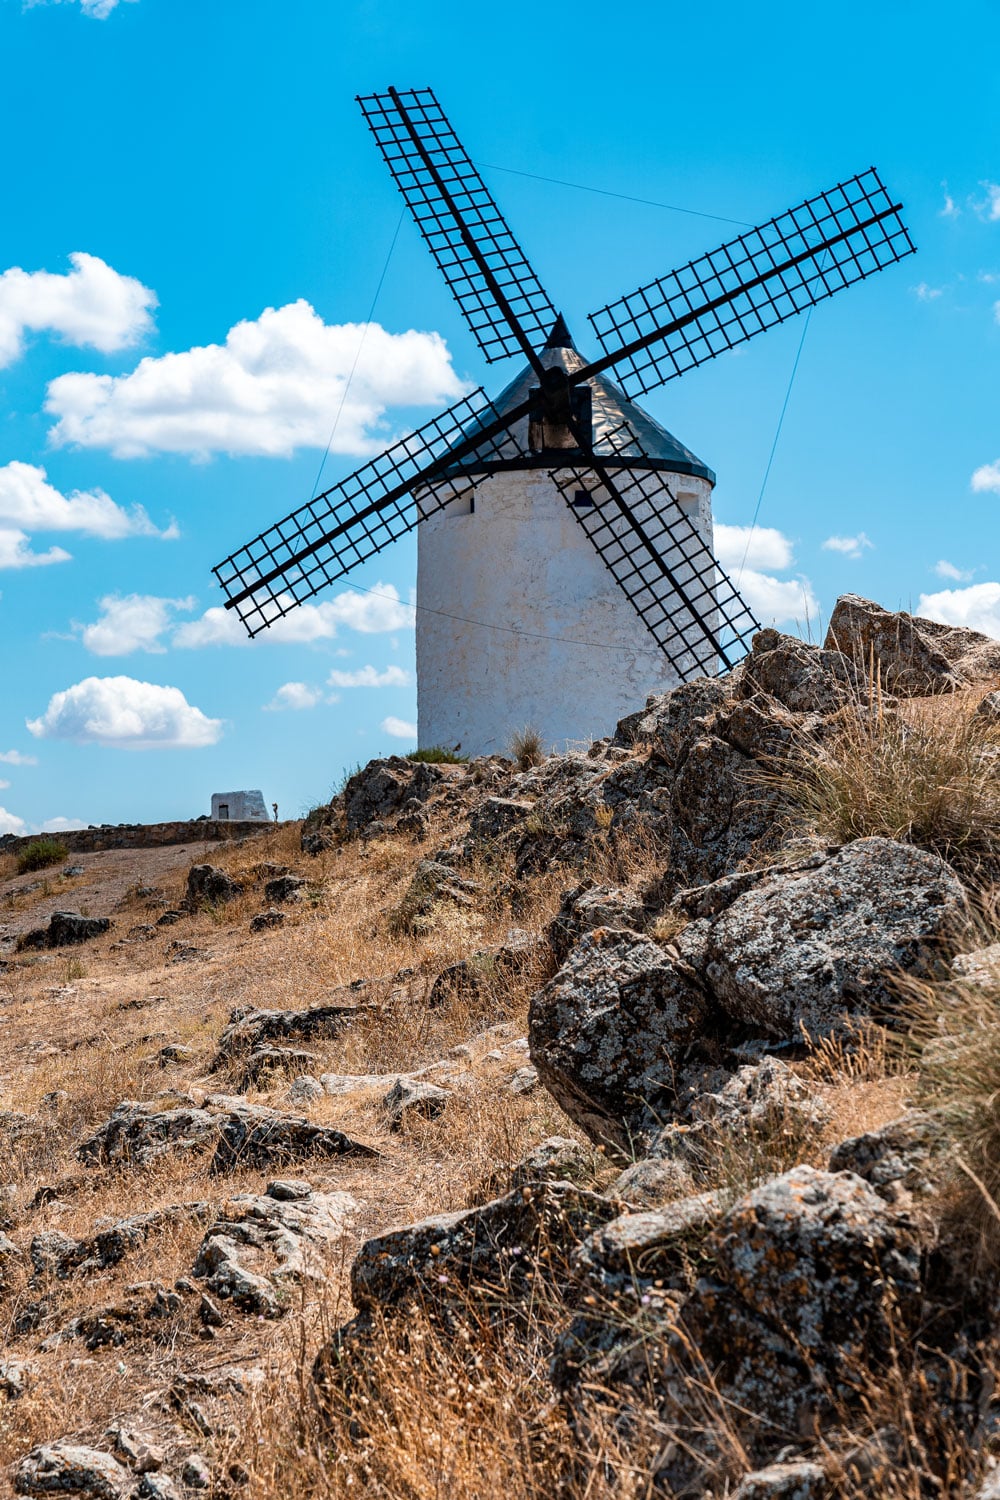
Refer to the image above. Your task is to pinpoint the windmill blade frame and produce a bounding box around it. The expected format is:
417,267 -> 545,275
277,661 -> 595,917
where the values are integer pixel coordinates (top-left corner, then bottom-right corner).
213,388 -> 527,636
357,86 -> 557,368
551,423 -> 760,679
583,168 -> 915,399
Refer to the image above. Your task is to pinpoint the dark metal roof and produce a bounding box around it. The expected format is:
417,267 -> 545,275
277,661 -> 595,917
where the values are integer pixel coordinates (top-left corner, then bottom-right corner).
442,321 -> 716,484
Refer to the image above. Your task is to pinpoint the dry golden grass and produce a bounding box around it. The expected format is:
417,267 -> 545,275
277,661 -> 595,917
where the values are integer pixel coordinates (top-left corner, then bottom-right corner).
761,685 -> 1000,885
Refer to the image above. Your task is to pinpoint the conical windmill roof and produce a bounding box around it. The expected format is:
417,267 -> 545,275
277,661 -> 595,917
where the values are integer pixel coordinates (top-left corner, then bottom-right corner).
442,319 -> 715,484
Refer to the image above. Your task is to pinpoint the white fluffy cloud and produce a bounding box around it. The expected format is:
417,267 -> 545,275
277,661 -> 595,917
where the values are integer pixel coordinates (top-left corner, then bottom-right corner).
26,0 -> 137,15
916,582 -> 1000,641
327,664 -> 410,688
0,530 -> 70,569
381,716 -> 417,740
79,593 -> 194,655
975,183 -> 1000,223
935,559 -> 974,582
0,252 -> 154,369
714,524 -> 792,572
0,750 -> 37,766
38,815 -> 86,831
0,807 -> 27,835
46,301 -> 467,459
972,460 -> 1000,494
0,462 -> 175,571
822,532 -> 874,560
264,682 -> 324,711
27,676 -> 223,750
174,583 -> 414,647
713,523 -> 817,626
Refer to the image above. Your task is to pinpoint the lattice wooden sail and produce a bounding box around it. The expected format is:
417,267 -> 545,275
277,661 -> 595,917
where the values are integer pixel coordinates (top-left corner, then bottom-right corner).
550,423 -> 761,677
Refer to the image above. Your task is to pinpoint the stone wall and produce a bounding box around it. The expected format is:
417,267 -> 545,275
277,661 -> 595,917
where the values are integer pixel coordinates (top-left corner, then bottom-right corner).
0,819 -> 279,857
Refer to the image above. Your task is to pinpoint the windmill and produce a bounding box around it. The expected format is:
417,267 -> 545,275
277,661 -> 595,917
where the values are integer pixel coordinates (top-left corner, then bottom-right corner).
213,87 -> 915,755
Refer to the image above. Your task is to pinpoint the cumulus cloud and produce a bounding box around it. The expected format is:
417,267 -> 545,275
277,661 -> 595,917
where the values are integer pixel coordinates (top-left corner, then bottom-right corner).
327,664 -> 410,688
975,183 -> 1000,222
264,682 -> 324,711
0,750 -> 37,766
972,460 -> 1000,494
79,593 -> 194,655
26,0 -> 137,15
381,716 -> 417,740
935,559 -> 974,582
45,301 -> 467,459
712,523 -> 817,626
822,532 -> 874,560
0,462 -> 175,575
0,529 -> 70,569
27,676 -> 223,749
38,815 -> 86,832
0,807 -> 27,836
940,185 -> 960,220
174,583 -> 414,647
0,252 -> 154,369
912,282 -> 943,302
713,524 -> 792,572
916,582 -> 1000,640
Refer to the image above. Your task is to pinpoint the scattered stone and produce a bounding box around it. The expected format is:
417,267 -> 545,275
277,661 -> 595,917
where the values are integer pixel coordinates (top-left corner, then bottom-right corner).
383,1077 -> 450,1129
17,911 -> 112,951
158,1044 -> 193,1065
250,908 -> 285,933
510,1137 -> 591,1189
137,1477 -> 181,1500
179,1455 -> 210,1490
825,593 -> 1000,695
264,874 -> 306,903
827,1111 -> 947,1206
185,864 -> 243,908
211,1101 -> 379,1171
212,1001 -> 365,1065
166,941 -> 204,963
731,1462 -> 829,1499
287,1075 -> 324,1104
611,1156 -> 694,1207
78,1101 -> 219,1168
509,1065 -> 538,1095
239,1044 -> 317,1084
125,924 -> 157,942
107,1429 -> 164,1475
0,1358 -> 30,1398
156,910 -> 185,927
975,690 -> 1000,725
393,859 -> 480,928
428,928 -> 547,1007
14,1443 -> 130,1498
952,943 -> 1000,986
192,1181 -> 357,1317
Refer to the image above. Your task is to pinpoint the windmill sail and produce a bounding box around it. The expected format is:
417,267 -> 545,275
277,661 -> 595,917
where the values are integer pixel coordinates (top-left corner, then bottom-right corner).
550,424 -> 760,678
585,168 -> 915,398
213,389 -> 525,636
357,87 -> 557,365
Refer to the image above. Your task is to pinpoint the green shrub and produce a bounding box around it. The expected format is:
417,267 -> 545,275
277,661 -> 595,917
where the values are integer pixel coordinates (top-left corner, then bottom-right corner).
406,747 -> 469,764
16,838 -> 69,874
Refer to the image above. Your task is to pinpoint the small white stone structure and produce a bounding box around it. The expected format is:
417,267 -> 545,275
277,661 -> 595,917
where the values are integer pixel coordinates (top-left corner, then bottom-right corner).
211,790 -> 269,823
417,325 -> 717,757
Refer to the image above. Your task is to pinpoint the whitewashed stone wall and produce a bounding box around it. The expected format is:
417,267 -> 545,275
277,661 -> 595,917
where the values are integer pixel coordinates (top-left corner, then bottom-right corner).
210,790 -> 269,822
416,467 -> 715,757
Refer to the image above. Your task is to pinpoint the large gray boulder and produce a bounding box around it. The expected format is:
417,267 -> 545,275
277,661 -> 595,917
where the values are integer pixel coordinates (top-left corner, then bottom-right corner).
529,928 -> 708,1152
185,864 -> 243,907
342,756 -> 444,834
824,593 -> 1000,695
701,837 -> 965,1038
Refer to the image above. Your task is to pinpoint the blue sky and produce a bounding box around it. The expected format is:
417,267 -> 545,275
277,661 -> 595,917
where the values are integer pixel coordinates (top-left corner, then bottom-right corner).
0,0 -> 998,832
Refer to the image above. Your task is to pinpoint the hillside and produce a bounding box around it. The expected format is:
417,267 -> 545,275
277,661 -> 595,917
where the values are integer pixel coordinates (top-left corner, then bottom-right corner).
1,595 -> 1000,1499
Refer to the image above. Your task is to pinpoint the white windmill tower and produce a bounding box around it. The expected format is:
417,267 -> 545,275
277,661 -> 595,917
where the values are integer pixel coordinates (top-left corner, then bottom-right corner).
213,88 -> 914,756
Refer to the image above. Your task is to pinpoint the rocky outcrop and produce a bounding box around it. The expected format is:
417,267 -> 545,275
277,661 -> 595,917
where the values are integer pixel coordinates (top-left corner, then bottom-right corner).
14,1444 -> 130,1498
530,839 -> 963,1152
185,864 -> 243,907
211,1000 -> 367,1067
343,756 -> 445,834
529,927 -> 708,1152
824,593 -> 1000,695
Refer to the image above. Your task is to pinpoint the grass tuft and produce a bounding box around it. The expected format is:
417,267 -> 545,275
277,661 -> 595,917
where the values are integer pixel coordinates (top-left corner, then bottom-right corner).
16,837 -> 70,874
509,726 -> 544,771
406,746 -> 470,764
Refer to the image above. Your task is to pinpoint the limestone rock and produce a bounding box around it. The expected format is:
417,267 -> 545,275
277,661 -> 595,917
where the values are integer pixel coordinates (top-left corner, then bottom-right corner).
383,1077 -> 450,1129
548,882 -> 650,964
731,1462 -> 829,1499
738,628 -> 863,715
975,690 -> 1000,725
212,1000 -> 365,1065
509,1137 -> 591,1189
611,1156 -> 695,1207
952,943 -> 1000,986
14,1443 -> 130,1498
18,912 -> 111,951
827,1111 -> 947,1206
77,1100 -> 218,1168
210,1101 -> 379,1170
529,928 -> 708,1152
702,837 -> 965,1038
264,873 -> 306,903
351,1181 -> 619,1315
394,859 -> 480,927
185,864 -> 243,907
250,908 -> 285,933
466,796 -> 534,843
824,594 -> 1000,694
192,1180 -> 357,1318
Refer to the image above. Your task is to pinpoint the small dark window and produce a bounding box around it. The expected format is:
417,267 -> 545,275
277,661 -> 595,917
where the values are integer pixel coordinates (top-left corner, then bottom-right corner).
572,489 -> 595,509
218,803 -> 229,820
